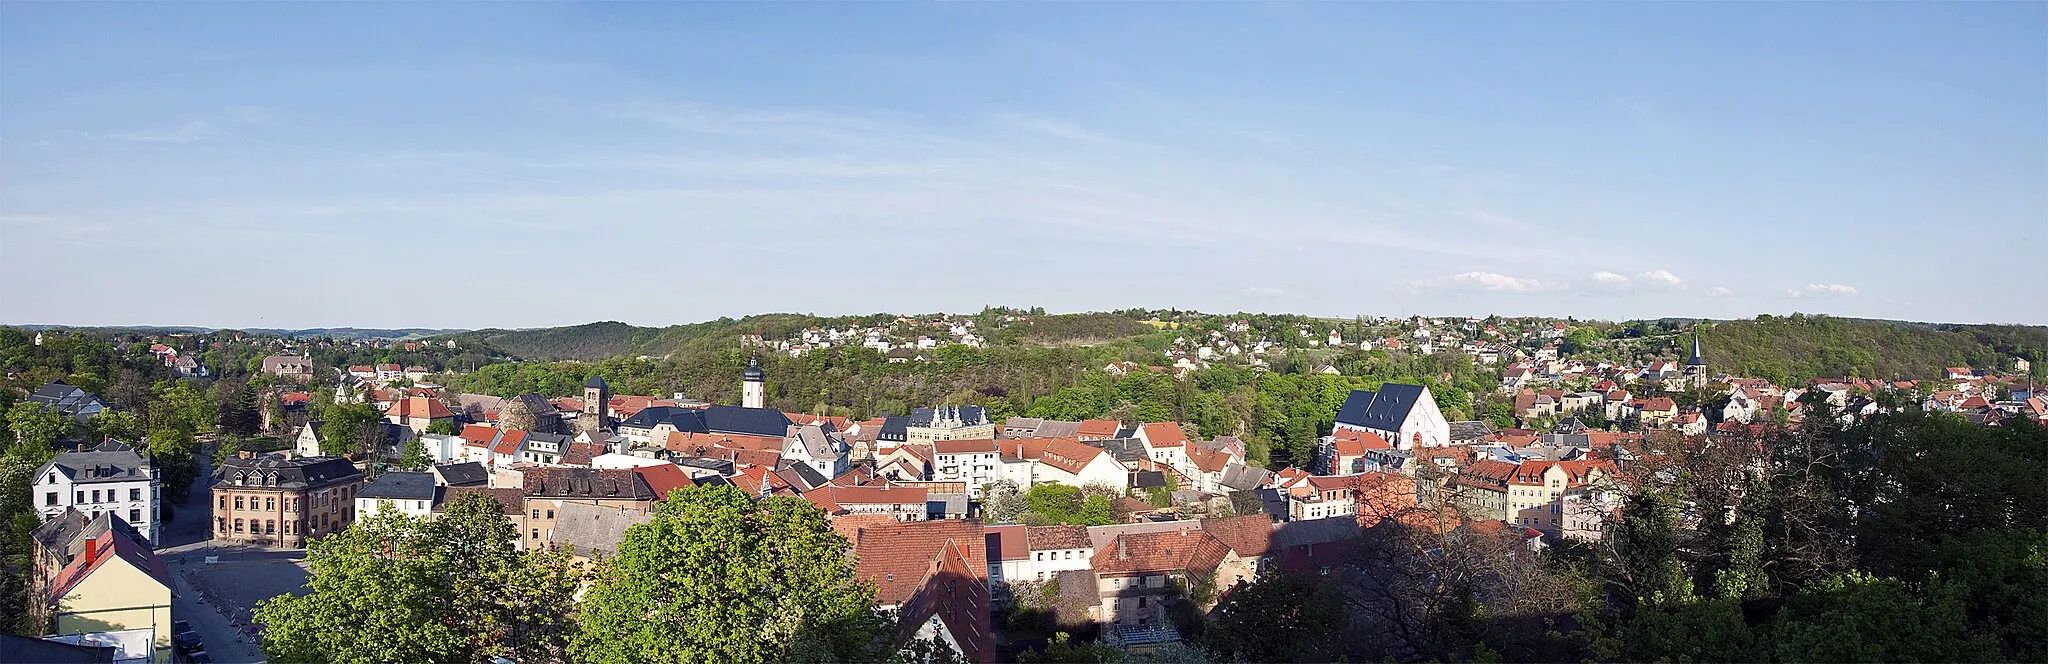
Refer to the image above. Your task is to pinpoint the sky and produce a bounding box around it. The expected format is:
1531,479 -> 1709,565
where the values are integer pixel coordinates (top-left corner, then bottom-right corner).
2,3 -> 2043,330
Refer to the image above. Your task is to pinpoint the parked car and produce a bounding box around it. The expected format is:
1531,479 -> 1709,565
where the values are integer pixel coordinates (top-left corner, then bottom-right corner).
171,620 -> 192,634
186,651 -> 213,663
173,631 -> 202,652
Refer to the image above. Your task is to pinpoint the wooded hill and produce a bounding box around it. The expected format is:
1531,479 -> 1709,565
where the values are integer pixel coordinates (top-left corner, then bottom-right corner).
1698,315 -> 2045,384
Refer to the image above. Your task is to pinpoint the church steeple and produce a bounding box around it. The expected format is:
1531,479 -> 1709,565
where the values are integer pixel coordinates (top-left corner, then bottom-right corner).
1684,333 -> 1708,389
742,357 -> 766,409
1686,334 -> 1706,367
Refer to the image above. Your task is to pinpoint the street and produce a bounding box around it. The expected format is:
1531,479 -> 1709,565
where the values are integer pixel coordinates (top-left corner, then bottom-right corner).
159,450 -> 310,663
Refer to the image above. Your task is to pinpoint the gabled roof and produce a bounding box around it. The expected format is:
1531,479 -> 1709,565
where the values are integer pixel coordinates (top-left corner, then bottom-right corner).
1038,439 -> 1108,476
523,468 -> 656,501
433,462 -> 489,487
359,471 -> 436,500
934,438 -> 999,455
1025,525 -> 1090,551
1199,514 -> 1275,558
548,502 -> 650,559
490,429 -> 530,456
1091,529 -> 1230,577
984,524 -> 1029,562
47,515 -> 170,602
1335,384 -> 1430,432
1138,422 -> 1188,448
459,424 -> 498,448
1077,419 -> 1120,438
853,519 -> 987,606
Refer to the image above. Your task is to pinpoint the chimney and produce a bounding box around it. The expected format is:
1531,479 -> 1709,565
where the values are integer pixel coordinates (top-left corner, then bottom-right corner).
1117,536 -> 1128,561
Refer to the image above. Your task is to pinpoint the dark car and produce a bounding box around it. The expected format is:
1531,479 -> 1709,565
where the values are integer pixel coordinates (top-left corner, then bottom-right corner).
186,651 -> 212,663
173,631 -> 202,652
172,620 -> 192,634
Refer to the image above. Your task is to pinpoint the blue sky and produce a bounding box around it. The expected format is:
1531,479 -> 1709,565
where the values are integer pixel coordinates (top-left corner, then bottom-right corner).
3,3 -> 2042,329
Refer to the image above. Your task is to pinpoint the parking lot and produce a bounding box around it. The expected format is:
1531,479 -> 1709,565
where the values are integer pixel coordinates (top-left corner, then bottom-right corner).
161,448 -> 311,663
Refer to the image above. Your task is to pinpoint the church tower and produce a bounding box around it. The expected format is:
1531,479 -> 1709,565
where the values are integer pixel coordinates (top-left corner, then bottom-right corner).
742,357 -> 766,409
1684,333 -> 1708,389
579,374 -> 612,434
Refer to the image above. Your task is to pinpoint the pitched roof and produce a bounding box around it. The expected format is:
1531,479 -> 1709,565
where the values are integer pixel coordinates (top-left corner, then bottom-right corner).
47,516 -> 170,602
522,468 -> 656,501
436,487 -> 524,515
359,471 -> 436,500
548,501 -> 651,559
1077,419 -> 1120,438
38,447 -> 152,486
1198,514 -> 1275,557
213,454 -> 360,490
384,397 -> 452,423
1038,439 -> 1108,476
631,463 -> 703,500
984,524 -> 1029,562
1139,422 -> 1188,448
934,438 -> 999,455
1025,525 -> 1091,551
853,519 -> 987,606
433,462 -> 489,487
459,424 -> 498,448
1335,384 -> 1429,431
490,429 -> 530,456
1090,529 -> 1231,577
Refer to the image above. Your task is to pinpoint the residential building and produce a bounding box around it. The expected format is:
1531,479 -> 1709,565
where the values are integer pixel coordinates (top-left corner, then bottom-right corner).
906,406 -> 995,443
932,438 -> 1001,497
850,520 -> 994,664
25,381 -> 109,424
1088,529 -> 1229,632
33,440 -> 159,544
210,452 -> 364,548
1334,383 -> 1451,449
260,355 -> 314,377
384,395 -> 455,432
520,468 -> 658,549
781,423 -> 851,479
1289,475 -> 1359,521
41,514 -> 172,663
1033,439 -> 1129,491
355,471 -> 438,520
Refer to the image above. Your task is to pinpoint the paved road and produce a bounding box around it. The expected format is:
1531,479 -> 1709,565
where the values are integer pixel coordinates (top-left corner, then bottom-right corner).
161,447 -> 310,663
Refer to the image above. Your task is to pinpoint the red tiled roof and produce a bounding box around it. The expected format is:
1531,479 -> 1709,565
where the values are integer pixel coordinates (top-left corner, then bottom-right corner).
1186,444 -> 1232,474
279,391 -> 311,406
348,365 -> 373,373
490,429 -> 529,456
934,438 -> 998,455
386,396 -> 454,420
813,484 -> 927,510
1330,429 -> 1391,456
984,524 -> 1029,562
1140,422 -> 1188,448
995,437 -> 1051,461
48,527 -> 171,602
1024,525 -> 1090,551
1077,419 -> 1120,438
665,430 -> 783,454
1038,439 -> 1106,475
376,363 -> 400,371
632,464 -> 696,501
1090,529 -> 1230,577
459,424 -> 498,448
854,520 -> 987,606
1199,514 -> 1274,557
1642,397 -> 1677,412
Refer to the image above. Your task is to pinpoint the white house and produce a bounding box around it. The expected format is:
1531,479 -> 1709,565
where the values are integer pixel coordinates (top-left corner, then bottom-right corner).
1031,440 -> 1129,492
781,424 -> 850,480
33,440 -> 160,543
1333,383 -> 1450,450
356,471 -> 438,520
932,438 -> 1000,497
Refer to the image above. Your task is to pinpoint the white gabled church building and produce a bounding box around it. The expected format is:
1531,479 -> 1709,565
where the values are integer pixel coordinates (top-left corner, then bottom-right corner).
1333,383 -> 1450,450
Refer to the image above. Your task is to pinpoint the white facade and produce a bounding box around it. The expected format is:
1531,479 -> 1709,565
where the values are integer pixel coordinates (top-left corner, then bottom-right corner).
933,448 -> 1000,497
34,451 -> 160,543
356,496 -> 435,520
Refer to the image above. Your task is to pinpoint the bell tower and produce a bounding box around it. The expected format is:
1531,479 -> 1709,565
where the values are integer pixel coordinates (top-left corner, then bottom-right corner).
742,357 -> 766,409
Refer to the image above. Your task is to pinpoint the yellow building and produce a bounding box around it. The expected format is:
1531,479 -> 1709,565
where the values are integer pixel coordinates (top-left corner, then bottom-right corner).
46,524 -> 173,663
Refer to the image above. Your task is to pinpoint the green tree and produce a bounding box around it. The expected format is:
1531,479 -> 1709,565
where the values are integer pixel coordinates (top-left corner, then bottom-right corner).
1016,632 -> 1123,663
146,427 -> 200,504
256,492 -> 581,663
423,419 -> 457,435
981,479 -> 1025,524
398,437 -> 432,471
1204,571 -> 1340,662
1772,572 -> 2000,662
317,402 -> 384,457
87,410 -> 142,444
572,485 -> 886,664
6,402 -> 69,452
149,381 -> 216,434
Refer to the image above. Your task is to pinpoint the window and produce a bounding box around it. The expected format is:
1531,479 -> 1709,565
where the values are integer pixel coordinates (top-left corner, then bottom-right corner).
77,491 -> 85,503
130,508 -> 141,523
216,517 -> 226,532
546,509 -> 554,519
45,492 -> 56,506
91,490 -> 100,503
130,488 -> 142,501
1137,597 -> 1147,608
532,509 -> 541,519
531,529 -> 540,539
267,497 -> 276,511
234,519 -> 245,533
266,520 -> 276,534
235,496 -> 245,510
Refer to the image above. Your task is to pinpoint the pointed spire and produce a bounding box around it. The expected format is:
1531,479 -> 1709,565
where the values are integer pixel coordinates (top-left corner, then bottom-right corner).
1687,333 -> 1707,366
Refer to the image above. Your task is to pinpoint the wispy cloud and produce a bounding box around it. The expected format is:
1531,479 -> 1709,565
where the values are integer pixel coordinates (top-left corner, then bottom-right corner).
1637,269 -> 1686,290
1705,285 -> 1733,297
1410,271 -> 1556,293
1590,271 -> 1631,285
1785,283 -> 1858,299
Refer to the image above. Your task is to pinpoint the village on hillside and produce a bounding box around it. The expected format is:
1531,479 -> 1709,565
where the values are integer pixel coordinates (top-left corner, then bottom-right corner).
10,314 -> 2043,663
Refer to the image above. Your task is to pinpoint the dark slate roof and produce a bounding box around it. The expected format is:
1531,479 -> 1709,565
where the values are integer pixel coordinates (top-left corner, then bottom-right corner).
513,393 -> 559,417
617,406 -> 707,432
1086,438 -> 1147,463
26,381 -> 107,419
359,471 -> 437,500
702,405 -> 793,438
1131,470 -> 1169,489
1447,420 -> 1492,442
1219,464 -> 1272,492
743,357 -> 765,381
1113,426 -> 1138,439
524,468 -> 656,501
877,416 -> 910,443
585,374 -> 609,389
433,462 -> 489,486
1335,384 -> 1428,432
40,447 -> 151,485
212,454 -> 361,490
773,459 -> 830,491
908,406 -> 988,428
30,508 -> 90,561
678,457 -> 735,475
